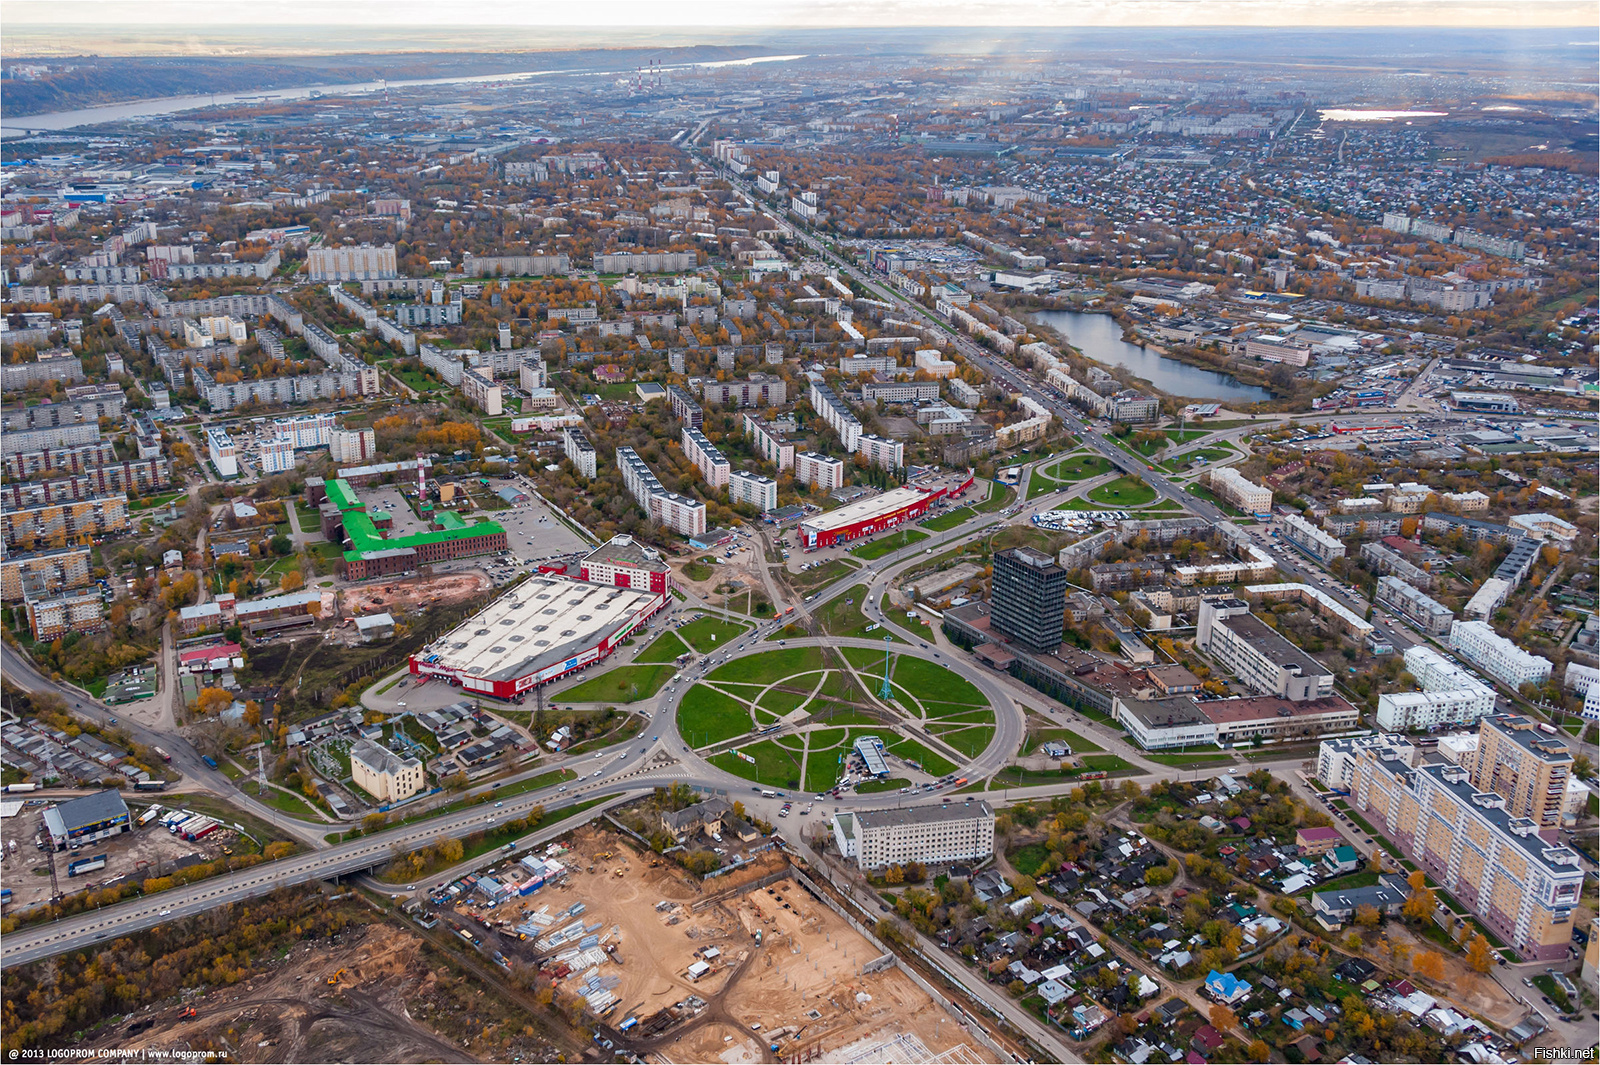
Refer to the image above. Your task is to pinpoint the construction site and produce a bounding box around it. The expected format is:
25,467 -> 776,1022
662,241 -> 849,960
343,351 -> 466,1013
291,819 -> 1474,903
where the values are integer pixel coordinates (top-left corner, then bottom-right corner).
340,571 -> 493,618
435,823 -> 990,1065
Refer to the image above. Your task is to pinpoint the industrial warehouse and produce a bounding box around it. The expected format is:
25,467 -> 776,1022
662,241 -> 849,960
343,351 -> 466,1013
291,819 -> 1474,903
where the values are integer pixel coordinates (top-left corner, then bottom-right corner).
308,474 -> 508,580
797,470 -> 975,549
407,574 -> 667,699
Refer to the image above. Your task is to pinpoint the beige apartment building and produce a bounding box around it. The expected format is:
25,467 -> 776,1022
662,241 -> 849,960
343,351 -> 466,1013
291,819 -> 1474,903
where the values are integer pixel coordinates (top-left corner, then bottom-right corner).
833,801 -> 995,872
1345,716 -> 1583,961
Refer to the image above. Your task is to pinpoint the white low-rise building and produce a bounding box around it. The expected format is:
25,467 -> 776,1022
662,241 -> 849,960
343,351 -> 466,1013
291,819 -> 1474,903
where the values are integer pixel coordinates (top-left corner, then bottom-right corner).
1449,620 -> 1553,690
833,801 -> 995,872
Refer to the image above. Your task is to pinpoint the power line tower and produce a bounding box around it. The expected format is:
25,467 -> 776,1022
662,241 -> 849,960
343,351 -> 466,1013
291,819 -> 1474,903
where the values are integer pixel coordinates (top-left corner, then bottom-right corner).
878,634 -> 894,700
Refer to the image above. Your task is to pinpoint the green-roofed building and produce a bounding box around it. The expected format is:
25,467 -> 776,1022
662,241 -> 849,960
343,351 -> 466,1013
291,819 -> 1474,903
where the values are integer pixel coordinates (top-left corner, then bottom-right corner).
320,478 -> 508,580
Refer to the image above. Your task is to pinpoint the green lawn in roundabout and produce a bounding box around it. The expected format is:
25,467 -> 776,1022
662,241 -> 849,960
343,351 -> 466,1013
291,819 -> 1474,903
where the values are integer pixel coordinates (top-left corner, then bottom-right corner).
1086,476 -> 1159,507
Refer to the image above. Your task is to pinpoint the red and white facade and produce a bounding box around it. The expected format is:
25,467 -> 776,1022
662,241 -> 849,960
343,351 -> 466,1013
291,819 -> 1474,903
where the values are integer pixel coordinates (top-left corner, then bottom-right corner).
798,471 -> 976,549
578,534 -> 673,595
408,574 -> 666,700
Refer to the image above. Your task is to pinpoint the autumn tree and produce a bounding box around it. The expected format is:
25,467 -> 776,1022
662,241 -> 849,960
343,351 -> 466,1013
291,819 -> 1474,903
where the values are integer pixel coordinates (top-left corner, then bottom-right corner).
194,686 -> 233,716
1355,904 -> 1381,927
1209,1004 -> 1237,1032
1465,934 -> 1494,973
1412,950 -> 1445,982
1402,869 -> 1436,922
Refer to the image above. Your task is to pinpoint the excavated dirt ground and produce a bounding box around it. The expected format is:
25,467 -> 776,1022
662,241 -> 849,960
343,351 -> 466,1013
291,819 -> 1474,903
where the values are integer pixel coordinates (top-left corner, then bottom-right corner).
72,923 -> 566,1064
342,572 -> 491,615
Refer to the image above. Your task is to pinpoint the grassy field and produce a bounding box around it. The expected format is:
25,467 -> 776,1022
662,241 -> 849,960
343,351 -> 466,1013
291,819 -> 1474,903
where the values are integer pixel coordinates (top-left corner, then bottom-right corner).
889,655 -> 987,707
1161,446 -> 1235,472
813,585 -> 901,642
1086,476 -> 1158,507
849,528 -> 929,560
1024,727 -> 1103,754
636,629 -> 691,663
989,754 -> 1135,786
710,738 -> 803,790
1144,751 -> 1238,768
676,615 -> 750,653
975,482 -> 1016,513
922,507 -> 975,532
789,558 -> 861,594
1030,453 -> 1115,499
677,684 -> 756,746
857,777 -> 910,794
706,646 -> 826,684
556,664 -> 676,703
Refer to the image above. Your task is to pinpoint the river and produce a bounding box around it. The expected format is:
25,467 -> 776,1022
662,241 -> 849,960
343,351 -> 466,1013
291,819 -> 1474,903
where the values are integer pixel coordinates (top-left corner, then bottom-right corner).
1029,309 -> 1271,403
1,54 -> 808,133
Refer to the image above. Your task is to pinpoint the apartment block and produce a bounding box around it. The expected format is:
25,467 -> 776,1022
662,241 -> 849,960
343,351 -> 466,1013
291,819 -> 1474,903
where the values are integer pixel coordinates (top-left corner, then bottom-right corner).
794,451 -> 845,491
259,435 -> 295,475
206,427 -> 238,478
1449,620 -> 1553,690
1282,513 -> 1346,563
306,243 -> 397,281
742,414 -> 796,471
1376,646 -> 1497,730
1469,714 -> 1572,829
809,381 -> 862,451
24,589 -> 106,641
1317,733 -> 1415,792
833,801 -> 995,872
329,428 -> 376,465
681,427 -> 731,489
668,384 -> 704,429
349,738 -> 425,803
0,547 -> 92,602
461,368 -> 504,416
1360,541 -> 1438,591
1375,576 -> 1454,636
1,497 -> 129,552
699,373 -> 787,408
1348,744 -> 1581,961
617,447 -> 706,537
863,379 -> 940,404
1208,467 -> 1273,516
856,433 -> 904,471
563,427 -> 597,480
729,470 -> 778,512
1196,596 -> 1333,701
992,547 -> 1067,654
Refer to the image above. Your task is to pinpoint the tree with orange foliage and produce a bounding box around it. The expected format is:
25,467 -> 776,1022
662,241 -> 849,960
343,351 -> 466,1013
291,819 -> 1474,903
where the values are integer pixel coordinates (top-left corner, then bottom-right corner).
1412,951 -> 1445,982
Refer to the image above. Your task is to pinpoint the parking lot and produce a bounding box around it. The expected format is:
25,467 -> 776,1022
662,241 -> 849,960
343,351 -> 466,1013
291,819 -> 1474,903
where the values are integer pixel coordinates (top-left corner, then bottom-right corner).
497,478 -> 593,562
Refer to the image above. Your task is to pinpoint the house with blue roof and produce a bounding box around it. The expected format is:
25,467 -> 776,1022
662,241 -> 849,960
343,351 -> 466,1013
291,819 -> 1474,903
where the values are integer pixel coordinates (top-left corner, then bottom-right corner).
1204,969 -> 1252,1004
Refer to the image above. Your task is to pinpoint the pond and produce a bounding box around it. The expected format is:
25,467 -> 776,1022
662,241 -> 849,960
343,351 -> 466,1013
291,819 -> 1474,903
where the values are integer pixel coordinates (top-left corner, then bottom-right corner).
1030,309 -> 1272,403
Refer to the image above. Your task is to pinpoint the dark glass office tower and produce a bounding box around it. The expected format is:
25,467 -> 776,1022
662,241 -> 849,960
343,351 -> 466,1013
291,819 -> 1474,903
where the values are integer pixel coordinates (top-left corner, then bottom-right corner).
991,546 -> 1067,653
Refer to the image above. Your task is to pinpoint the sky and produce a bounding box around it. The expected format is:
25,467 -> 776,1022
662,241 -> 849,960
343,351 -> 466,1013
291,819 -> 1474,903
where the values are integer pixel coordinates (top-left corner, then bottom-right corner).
5,0 -> 1596,27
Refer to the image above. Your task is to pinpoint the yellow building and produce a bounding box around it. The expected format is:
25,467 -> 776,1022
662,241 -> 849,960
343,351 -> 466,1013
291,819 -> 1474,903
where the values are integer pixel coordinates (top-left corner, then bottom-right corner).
1350,744 -> 1583,962
349,738 -> 425,804
1469,714 -> 1572,830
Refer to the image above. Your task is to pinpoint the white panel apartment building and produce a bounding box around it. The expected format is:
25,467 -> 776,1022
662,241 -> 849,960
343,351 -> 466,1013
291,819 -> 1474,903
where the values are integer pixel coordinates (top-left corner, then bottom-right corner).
742,414 -> 796,471
729,470 -> 778,512
259,435 -> 295,474
1450,620 -> 1553,689
1196,596 -> 1334,701
856,433 -> 904,470
1282,512 -> 1346,562
1376,576 -> 1455,636
563,427 -> 597,480
306,243 -> 398,281
329,428 -> 376,465
617,447 -> 707,537
833,801 -> 995,872
1376,646 -> 1498,730
681,427 -> 731,489
1208,467 -> 1273,516
808,381 -> 862,451
206,427 -> 238,478
461,369 -> 504,416
794,452 -> 845,491
274,412 -> 336,450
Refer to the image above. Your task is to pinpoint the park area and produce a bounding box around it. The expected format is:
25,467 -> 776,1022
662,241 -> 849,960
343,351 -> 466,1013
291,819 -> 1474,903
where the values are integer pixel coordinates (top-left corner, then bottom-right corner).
679,647 -> 994,790
1028,453 -> 1114,498
1086,475 -> 1159,507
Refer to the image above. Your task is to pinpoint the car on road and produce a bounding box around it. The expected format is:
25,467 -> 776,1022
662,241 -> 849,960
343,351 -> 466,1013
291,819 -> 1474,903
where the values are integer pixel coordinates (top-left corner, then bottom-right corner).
159,909 -> 172,917
495,801 -> 503,807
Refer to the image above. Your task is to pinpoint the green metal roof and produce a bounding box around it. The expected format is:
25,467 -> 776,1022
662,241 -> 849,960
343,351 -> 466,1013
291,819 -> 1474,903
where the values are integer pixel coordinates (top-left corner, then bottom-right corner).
325,478 -> 363,512
338,496 -> 506,563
